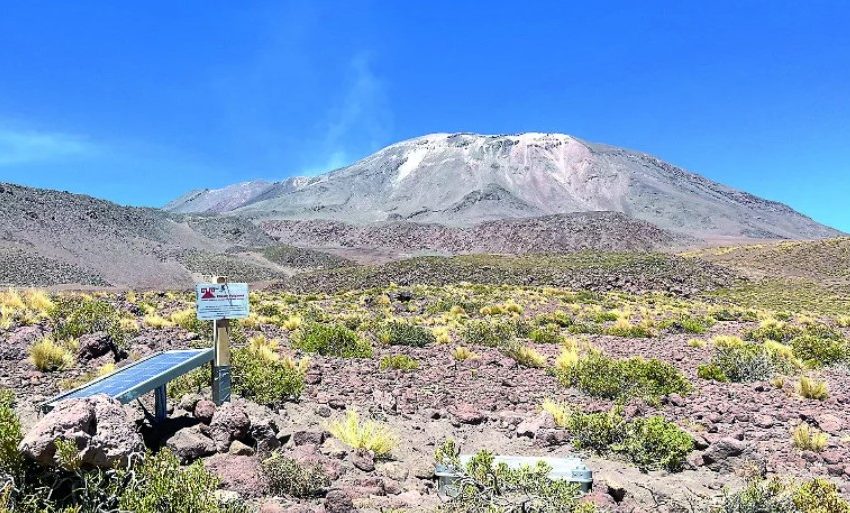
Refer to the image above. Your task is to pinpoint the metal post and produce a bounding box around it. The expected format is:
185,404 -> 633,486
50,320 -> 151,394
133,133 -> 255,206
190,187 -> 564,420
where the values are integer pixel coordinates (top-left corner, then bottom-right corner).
154,384 -> 167,422
211,276 -> 232,405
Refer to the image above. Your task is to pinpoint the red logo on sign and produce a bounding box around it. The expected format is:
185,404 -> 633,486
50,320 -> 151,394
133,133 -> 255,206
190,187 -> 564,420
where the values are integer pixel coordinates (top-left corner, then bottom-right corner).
201,288 -> 216,299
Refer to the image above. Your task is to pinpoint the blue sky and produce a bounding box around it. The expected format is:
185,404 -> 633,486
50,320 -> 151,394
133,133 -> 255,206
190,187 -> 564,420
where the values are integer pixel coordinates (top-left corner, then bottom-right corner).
0,1 -> 848,231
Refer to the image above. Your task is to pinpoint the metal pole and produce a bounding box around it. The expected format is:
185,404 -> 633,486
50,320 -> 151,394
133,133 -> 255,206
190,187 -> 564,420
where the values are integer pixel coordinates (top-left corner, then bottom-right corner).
211,276 -> 232,405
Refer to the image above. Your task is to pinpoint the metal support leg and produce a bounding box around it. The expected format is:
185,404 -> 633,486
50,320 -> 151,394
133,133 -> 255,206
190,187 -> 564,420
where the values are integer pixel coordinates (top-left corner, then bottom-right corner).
212,365 -> 231,406
154,384 -> 167,422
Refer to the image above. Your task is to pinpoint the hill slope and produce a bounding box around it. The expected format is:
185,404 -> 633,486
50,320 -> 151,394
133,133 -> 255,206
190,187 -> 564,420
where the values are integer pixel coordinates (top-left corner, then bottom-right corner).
0,183 -> 343,287
166,133 -> 841,240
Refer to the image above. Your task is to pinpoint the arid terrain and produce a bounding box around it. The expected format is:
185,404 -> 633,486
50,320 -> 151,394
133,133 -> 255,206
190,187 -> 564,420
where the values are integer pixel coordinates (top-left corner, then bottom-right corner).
1,240 -> 850,512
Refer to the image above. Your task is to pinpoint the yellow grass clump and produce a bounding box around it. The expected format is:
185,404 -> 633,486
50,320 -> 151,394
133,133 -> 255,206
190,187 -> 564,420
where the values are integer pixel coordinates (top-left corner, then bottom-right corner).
328,410 -> 396,457
452,346 -> 477,361
792,423 -> 828,452
541,399 -> 571,428
797,375 -> 829,400
143,313 -> 174,329
30,337 -> 74,371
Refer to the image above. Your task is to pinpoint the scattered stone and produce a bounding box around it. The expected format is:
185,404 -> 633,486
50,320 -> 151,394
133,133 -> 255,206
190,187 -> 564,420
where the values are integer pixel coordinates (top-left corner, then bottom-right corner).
451,403 -> 486,425
194,399 -> 216,424
229,439 -> 255,456
166,426 -> 216,463
351,449 -> 375,472
209,402 -> 250,452
325,489 -> 356,513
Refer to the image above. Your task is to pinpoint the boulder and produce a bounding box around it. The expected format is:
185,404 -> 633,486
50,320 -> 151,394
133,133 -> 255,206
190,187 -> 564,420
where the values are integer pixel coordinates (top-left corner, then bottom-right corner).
77,332 -> 112,361
209,402 -> 250,452
325,489 -> 356,513
166,426 -> 216,463
19,395 -> 143,468
194,399 -> 216,424
204,453 -> 268,497
451,403 -> 486,425
702,437 -> 749,472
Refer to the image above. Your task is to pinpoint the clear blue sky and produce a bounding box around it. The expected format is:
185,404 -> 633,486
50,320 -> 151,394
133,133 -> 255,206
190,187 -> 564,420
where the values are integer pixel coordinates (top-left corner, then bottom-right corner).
0,1 -> 848,231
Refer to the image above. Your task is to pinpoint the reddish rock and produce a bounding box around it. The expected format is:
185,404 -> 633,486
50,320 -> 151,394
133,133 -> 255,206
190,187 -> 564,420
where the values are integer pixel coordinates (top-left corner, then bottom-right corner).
194,400 -> 216,424
204,454 -> 267,497
451,403 -> 486,425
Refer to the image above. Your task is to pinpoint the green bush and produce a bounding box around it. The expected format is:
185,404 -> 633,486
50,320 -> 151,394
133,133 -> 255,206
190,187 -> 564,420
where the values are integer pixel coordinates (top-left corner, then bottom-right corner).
663,314 -> 715,334
794,477 -> 850,513
709,343 -> 792,382
0,389 -> 22,475
744,321 -> 802,344
621,416 -> 694,471
52,298 -> 128,351
434,440 -> 589,513
558,350 -> 692,401
719,477 -> 850,513
562,408 -> 692,471
293,323 -> 373,358
262,452 -> 330,498
697,363 -> 729,382
232,349 -> 307,405
167,367 -> 209,399
790,335 -> 848,367
377,320 -> 435,347
535,311 -> 574,328
529,323 -> 563,344
118,450 -> 223,513
461,320 -> 520,347
719,478 -> 796,513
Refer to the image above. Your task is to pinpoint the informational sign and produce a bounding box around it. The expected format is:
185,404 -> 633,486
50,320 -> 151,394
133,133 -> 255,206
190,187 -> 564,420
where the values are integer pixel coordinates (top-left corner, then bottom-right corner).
196,282 -> 250,320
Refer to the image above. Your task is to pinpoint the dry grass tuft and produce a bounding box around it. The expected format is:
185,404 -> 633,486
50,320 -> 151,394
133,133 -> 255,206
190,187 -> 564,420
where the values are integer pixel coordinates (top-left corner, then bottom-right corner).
327,410 -> 396,457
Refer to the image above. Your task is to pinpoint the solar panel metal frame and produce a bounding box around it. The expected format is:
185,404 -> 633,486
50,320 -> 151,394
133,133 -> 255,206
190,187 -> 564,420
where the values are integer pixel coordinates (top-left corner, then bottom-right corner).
42,348 -> 214,413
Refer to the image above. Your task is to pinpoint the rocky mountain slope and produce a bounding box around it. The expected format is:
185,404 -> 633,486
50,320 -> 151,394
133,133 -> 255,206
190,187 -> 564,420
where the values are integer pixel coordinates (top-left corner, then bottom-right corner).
166,133 -> 841,240
0,183 -> 342,287
261,212 -> 691,258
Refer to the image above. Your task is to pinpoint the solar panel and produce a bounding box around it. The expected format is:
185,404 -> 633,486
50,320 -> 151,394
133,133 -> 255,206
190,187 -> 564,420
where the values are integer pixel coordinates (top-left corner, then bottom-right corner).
43,348 -> 214,416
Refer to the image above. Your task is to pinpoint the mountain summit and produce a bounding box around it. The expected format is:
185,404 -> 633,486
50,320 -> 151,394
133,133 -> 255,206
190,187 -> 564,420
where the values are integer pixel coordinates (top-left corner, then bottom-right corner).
166,133 -> 839,240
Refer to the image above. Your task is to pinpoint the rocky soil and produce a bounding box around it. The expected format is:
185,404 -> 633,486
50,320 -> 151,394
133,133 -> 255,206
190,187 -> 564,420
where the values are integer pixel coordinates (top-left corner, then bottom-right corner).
3,284 -> 849,512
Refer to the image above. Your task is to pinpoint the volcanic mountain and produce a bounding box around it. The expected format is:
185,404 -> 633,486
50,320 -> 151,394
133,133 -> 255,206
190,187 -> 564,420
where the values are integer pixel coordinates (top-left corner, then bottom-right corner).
165,133 -> 840,241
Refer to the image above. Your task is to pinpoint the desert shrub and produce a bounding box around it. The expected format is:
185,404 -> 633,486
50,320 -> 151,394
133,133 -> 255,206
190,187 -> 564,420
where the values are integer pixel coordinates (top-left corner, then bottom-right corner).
501,342 -> 546,368
796,375 -> 829,400
604,318 -> 654,338
567,321 -> 602,335
380,354 -> 419,371
564,408 -> 627,453
592,310 -> 620,323
557,350 -> 691,401
118,449 -> 224,513
293,323 -> 372,358
620,416 -> 694,471
462,319 -> 529,347
553,405 -> 692,471
688,338 -> 707,348
792,424 -> 828,452
711,307 -> 758,322
709,343 -> 791,382
328,410 -> 396,458
434,440 -> 588,513
719,478 -> 797,513
529,324 -> 563,344
29,337 -> 74,371
262,452 -> 330,497
452,346 -> 478,361
535,311 -> 574,328
232,347 -> 308,405
663,314 -> 715,334
744,320 -> 802,344
280,314 -> 303,331
697,363 -> 729,382
794,478 -> 850,513
0,390 -> 22,475
790,335 -> 848,367
377,320 -> 435,347
52,297 -> 128,350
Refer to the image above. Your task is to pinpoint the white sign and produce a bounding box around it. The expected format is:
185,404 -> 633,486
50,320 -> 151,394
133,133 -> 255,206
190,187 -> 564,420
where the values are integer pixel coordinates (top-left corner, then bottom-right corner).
196,282 -> 250,321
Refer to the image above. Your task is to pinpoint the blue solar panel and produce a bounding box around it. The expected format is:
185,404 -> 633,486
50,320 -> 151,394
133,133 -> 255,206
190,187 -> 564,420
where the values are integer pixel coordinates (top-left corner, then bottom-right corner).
43,348 -> 214,412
